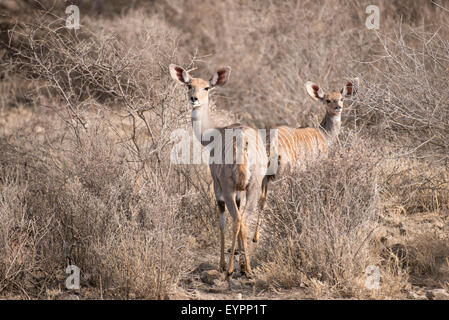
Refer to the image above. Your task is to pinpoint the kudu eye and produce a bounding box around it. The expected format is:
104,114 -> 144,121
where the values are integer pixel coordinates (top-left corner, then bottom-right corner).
204,87 -> 210,91
326,99 -> 331,103
187,84 -> 192,90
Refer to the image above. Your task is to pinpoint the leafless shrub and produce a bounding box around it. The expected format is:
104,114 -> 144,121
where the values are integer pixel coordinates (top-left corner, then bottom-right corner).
0,116 -> 196,298
256,135 -> 383,296
0,9 -> 200,299
354,28 -> 449,163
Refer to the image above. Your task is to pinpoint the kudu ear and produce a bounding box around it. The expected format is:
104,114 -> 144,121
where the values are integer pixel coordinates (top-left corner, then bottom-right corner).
210,66 -> 231,87
169,64 -> 191,84
305,81 -> 324,101
341,78 -> 359,97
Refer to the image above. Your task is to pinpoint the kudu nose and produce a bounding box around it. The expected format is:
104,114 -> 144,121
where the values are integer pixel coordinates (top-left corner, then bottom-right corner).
190,96 -> 198,103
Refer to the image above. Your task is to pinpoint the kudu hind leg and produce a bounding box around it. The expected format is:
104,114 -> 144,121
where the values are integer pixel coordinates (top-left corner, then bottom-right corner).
240,184 -> 263,278
252,176 -> 268,243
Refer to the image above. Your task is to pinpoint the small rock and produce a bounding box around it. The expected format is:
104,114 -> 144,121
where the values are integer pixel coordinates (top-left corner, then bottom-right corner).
196,262 -> 215,273
426,288 -> 449,300
408,291 -> 426,300
201,270 -> 221,285
228,279 -> 243,291
254,279 -> 269,289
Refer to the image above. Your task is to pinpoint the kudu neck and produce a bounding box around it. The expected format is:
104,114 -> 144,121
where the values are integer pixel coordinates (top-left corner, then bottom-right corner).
320,112 -> 341,141
191,102 -> 214,146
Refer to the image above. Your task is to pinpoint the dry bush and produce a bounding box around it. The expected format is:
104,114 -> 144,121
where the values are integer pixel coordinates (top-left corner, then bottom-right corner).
0,115 -> 195,299
354,29 -> 449,163
254,132 -> 447,297
0,8 -> 202,299
256,135 -> 386,297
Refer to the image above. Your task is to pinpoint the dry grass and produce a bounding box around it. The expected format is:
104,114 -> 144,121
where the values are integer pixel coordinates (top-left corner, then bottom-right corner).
0,0 -> 448,299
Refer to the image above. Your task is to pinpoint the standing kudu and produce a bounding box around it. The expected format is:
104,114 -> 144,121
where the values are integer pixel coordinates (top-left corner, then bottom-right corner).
169,64 -> 268,278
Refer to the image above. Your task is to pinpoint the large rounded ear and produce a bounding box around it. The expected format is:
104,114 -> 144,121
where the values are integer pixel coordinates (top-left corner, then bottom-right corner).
169,64 -> 191,84
305,81 -> 324,101
341,78 -> 359,97
209,66 -> 231,87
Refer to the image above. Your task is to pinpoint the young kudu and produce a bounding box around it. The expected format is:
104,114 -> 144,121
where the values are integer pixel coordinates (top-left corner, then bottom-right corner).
169,64 -> 268,278
252,79 -> 359,242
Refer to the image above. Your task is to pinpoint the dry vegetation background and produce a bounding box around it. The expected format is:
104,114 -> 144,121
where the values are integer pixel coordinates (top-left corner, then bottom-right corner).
0,0 -> 448,299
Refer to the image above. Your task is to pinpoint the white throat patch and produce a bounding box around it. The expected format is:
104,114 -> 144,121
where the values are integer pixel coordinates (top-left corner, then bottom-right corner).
191,108 -> 201,120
